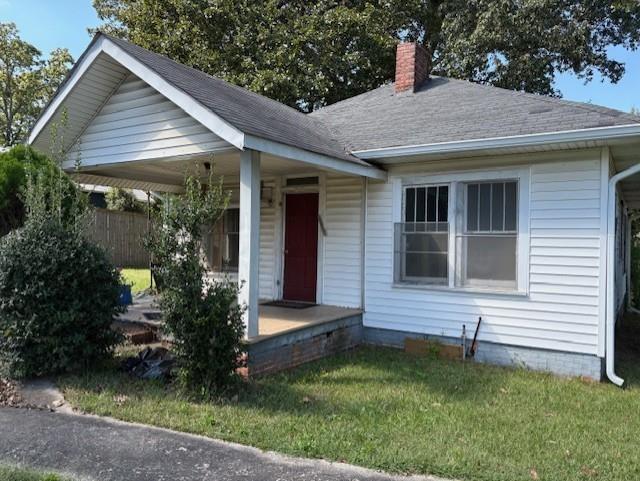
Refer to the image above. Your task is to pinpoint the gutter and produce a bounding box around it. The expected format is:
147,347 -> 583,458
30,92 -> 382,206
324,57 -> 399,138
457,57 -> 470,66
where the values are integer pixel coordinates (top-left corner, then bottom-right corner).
353,124 -> 640,160
605,162 -> 640,387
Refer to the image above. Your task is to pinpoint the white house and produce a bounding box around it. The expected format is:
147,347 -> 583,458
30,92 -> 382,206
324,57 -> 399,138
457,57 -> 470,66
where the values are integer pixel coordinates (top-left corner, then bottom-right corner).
28,34 -> 640,383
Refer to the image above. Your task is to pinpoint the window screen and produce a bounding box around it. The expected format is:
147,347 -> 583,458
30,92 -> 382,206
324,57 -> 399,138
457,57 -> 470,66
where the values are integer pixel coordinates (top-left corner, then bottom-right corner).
206,208 -> 240,272
395,185 -> 449,284
459,181 -> 518,288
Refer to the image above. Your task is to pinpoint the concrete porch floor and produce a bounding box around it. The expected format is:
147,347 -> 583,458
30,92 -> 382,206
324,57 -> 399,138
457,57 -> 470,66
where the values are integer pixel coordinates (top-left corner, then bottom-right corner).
256,303 -> 362,338
118,294 -> 361,339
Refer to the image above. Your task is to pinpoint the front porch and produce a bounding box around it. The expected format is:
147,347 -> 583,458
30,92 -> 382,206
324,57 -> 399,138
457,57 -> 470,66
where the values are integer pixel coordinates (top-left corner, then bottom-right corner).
118,294 -> 363,375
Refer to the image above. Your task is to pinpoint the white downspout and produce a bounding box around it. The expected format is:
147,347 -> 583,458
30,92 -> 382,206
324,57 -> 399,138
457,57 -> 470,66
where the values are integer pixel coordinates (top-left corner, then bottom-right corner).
606,162 -> 640,386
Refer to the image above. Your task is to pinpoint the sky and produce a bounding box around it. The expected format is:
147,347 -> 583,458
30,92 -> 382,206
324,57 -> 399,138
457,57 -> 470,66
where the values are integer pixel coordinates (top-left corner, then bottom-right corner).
2,0 -> 639,113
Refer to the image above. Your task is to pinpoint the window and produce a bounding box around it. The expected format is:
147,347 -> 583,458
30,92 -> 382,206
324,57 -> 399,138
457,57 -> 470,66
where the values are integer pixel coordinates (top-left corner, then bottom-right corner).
208,208 -> 239,272
394,185 -> 449,284
394,177 -> 521,292
459,181 -> 518,289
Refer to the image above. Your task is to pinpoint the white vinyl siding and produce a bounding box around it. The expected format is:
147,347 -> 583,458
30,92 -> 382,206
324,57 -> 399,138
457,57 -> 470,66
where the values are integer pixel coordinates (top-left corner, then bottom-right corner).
68,73 -> 230,166
259,181 -> 278,300
365,154 -> 603,355
322,175 -> 364,308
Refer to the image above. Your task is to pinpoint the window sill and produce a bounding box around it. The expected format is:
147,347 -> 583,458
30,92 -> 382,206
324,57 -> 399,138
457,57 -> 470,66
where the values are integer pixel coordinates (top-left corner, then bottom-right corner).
391,283 -> 528,298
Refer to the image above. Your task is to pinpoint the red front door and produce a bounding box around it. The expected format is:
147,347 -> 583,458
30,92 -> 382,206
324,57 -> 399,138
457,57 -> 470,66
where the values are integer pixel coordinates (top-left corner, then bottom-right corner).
283,193 -> 318,303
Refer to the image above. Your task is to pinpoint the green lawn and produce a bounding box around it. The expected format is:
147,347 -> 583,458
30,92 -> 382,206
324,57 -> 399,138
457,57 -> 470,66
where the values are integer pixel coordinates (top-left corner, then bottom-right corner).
60,323 -> 640,481
0,465 -> 71,481
120,268 -> 151,294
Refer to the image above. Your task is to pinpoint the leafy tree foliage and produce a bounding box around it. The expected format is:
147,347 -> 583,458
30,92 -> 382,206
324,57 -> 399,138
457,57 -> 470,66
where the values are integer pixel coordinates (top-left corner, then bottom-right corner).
145,169 -> 245,394
0,23 -> 73,146
0,156 -> 121,378
0,145 -> 67,236
105,187 -> 145,212
93,0 -> 640,109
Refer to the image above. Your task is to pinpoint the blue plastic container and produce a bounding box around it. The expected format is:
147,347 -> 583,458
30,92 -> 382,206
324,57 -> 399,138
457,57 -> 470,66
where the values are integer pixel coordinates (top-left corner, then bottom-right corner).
118,285 -> 133,306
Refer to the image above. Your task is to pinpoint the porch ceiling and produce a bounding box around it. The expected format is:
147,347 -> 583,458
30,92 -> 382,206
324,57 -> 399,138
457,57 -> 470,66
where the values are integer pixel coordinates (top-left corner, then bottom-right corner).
612,142 -> 640,210
71,150 -> 352,192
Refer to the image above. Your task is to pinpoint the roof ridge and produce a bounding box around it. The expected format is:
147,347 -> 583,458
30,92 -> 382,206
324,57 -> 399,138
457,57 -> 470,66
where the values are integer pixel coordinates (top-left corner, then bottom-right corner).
440,75 -> 640,123
310,82 -> 393,114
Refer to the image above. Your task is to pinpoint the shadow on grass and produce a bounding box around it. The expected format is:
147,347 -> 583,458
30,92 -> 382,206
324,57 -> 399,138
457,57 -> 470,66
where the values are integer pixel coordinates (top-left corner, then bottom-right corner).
61,344 -> 542,420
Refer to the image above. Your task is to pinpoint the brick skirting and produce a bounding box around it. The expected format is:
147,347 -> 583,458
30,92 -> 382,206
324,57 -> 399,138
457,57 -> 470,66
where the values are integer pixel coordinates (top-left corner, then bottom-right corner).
243,314 -> 363,377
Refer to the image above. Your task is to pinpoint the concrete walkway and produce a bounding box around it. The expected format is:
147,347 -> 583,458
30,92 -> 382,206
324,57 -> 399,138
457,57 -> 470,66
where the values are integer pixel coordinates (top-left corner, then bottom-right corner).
0,408 -> 446,481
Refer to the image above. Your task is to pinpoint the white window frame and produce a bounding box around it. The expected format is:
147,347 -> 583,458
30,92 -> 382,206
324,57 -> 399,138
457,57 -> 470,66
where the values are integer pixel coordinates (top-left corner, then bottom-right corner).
457,180 -> 519,290
392,167 -> 530,295
209,205 -> 240,274
399,184 -> 450,285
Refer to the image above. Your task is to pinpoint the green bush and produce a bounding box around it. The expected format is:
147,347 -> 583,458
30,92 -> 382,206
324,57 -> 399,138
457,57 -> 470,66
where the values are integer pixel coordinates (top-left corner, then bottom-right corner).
0,219 -> 123,378
0,145 -> 49,236
0,158 -> 122,378
145,172 -> 245,395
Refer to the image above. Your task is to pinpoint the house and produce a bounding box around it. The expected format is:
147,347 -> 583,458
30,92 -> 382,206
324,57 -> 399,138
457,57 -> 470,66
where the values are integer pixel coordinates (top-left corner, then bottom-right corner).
28,34 -> 640,384
80,183 -> 151,209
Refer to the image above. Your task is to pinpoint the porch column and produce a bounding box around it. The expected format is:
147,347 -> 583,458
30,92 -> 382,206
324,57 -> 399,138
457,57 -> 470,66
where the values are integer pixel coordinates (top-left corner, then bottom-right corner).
239,149 -> 261,338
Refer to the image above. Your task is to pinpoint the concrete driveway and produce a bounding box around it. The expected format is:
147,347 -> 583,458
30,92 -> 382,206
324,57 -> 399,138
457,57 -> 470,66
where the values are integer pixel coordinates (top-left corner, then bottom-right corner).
0,408 -> 446,481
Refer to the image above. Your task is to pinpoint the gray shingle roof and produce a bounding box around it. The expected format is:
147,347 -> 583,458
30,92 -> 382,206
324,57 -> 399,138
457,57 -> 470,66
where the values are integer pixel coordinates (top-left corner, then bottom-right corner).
101,34 -> 366,165
309,76 -> 640,152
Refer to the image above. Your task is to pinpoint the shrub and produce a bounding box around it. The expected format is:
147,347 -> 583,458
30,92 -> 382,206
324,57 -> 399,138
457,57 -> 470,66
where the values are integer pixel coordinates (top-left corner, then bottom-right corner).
0,159 -> 122,378
145,171 -> 245,395
0,219 -> 123,377
0,145 -> 49,236
105,187 -> 145,212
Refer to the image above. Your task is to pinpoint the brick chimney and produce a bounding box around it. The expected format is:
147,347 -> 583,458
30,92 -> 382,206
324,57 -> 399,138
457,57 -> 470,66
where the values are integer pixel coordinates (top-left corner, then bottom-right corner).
394,42 -> 430,94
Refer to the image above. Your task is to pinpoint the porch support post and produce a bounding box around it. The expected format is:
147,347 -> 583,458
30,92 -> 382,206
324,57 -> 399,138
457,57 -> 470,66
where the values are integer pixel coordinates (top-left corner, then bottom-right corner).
239,149 -> 261,338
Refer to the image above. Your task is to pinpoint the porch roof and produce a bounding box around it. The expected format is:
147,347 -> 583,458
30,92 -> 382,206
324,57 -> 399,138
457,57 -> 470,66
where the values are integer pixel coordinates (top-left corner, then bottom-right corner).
28,33 -> 386,181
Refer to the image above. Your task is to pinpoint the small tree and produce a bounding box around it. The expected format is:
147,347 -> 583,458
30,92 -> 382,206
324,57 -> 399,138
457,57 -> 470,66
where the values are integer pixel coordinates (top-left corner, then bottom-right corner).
145,169 -> 245,395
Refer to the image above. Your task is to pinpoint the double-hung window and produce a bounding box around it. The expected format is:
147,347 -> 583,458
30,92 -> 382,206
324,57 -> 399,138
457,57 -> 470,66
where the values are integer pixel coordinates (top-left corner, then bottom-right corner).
207,208 -> 240,273
458,181 -> 518,289
394,185 -> 449,284
395,176 -> 522,292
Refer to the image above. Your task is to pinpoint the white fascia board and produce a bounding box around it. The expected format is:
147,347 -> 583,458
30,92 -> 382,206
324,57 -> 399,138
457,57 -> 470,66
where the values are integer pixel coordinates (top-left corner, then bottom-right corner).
244,134 -> 387,181
71,173 -> 184,193
353,124 -> 640,161
28,36 -> 245,151
28,37 -> 106,146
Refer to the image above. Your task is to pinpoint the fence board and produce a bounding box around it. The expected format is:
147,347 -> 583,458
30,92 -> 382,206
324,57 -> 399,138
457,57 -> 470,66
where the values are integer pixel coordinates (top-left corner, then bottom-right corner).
88,208 -> 150,268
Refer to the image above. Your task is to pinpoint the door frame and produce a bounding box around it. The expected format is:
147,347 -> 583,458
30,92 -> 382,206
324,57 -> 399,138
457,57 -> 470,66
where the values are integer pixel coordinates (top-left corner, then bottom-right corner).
277,173 -> 325,303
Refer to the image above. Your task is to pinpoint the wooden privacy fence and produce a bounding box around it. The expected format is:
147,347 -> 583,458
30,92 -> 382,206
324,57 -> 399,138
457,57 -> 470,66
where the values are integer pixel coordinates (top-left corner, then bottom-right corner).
88,208 -> 150,268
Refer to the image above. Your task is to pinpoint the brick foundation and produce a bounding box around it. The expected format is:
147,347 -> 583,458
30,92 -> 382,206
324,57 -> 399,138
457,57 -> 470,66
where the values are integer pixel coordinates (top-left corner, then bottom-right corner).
243,314 -> 363,377
364,326 -> 603,380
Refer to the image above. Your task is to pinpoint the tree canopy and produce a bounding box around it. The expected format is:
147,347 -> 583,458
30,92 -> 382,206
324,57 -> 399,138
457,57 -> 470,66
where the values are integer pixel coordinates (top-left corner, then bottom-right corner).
0,23 -> 73,146
93,0 -> 640,111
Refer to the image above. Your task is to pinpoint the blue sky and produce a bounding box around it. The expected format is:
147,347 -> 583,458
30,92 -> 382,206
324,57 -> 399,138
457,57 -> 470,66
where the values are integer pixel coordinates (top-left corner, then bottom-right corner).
2,0 -> 639,113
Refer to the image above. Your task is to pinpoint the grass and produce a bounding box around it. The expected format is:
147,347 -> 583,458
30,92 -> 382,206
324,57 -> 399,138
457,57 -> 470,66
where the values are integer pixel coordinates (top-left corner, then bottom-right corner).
120,268 -> 151,294
60,320 -> 640,481
0,465 -> 71,481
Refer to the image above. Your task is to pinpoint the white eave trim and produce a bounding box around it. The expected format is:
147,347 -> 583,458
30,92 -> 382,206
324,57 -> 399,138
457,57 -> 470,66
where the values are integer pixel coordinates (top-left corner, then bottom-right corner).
244,135 -> 387,181
71,173 -> 184,194
28,36 -> 245,150
352,124 -> 640,161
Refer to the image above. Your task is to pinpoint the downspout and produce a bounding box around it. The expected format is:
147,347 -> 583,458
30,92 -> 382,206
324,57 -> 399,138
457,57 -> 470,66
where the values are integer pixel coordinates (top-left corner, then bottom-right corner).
606,162 -> 640,386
